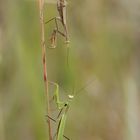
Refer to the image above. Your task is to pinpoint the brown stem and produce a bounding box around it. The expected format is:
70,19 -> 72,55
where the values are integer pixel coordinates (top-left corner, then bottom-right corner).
37,0 -> 52,140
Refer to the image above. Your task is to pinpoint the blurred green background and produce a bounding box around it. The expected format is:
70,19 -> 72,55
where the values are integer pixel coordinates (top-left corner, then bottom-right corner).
0,0 -> 140,140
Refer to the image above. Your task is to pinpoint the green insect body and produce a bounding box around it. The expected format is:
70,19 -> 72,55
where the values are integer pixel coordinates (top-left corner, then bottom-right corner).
50,82 -> 71,140
56,113 -> 67,140
48,81 -> 73,140
48,78 -> 94,140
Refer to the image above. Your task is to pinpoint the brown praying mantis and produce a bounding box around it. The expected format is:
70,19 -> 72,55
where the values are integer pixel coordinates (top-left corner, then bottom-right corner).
27,0 -> 69,48
45,0 -> 70,48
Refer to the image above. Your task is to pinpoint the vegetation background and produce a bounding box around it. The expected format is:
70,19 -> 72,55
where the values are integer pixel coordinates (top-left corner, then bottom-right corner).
0,0 -> 140,140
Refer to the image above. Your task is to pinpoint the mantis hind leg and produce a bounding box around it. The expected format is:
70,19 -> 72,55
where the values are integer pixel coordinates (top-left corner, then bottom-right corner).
53,132 -> 70,140
63,135 -> 70,140
46,115 -> 56,123
46,115 -> 70,140
45,17 -> 69,46
45,17 -> 59,48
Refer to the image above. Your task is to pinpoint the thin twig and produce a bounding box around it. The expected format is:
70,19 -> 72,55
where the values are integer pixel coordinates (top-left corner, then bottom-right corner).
37,0 -> 52,139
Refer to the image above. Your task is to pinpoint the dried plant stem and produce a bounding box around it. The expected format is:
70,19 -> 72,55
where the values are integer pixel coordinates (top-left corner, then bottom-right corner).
38,0 -> 52,140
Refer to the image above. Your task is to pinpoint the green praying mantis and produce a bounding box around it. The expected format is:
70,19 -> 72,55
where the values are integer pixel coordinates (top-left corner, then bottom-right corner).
47,81 -> 73,140
45,0 -> 70,48
47,79 -> 95,140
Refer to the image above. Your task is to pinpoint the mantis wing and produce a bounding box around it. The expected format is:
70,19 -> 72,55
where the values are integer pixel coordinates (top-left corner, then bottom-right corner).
56,114 -> 67,140
56,105 -> 69,140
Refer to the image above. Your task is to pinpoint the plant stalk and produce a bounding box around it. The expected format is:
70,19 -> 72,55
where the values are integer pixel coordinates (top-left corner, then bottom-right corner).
38,0 -> 52,140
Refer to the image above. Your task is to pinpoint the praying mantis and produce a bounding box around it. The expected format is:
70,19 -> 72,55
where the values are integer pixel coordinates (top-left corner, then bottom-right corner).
45,0 -> 70,48
47,81 -> 73,140
29,0 -> 69,47
47,79 -> 95,140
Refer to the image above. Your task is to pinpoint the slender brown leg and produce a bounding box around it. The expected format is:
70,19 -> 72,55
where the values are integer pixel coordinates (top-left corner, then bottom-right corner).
46,114 -> 70,140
